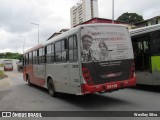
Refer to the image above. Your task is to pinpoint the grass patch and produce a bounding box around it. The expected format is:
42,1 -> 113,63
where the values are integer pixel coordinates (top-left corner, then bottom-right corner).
0,70 -> 4,76
0,64 -> 3,67
0,70 -> 7,79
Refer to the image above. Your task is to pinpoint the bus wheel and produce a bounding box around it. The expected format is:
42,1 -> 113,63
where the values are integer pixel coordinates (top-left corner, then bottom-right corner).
48,79 -> 57,97
27,76 -> 31,86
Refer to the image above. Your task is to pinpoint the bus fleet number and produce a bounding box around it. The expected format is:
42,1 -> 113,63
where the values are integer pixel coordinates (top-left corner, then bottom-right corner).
107,84 -> 118,89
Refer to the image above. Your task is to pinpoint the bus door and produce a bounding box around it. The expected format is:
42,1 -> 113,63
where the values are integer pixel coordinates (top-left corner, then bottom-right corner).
151,31 -> 160,84
132,35 -> 151,72
132,35 -> 153,85
54,39 -> 69,92
68,35 -> 81,94
33,48 -> 46,86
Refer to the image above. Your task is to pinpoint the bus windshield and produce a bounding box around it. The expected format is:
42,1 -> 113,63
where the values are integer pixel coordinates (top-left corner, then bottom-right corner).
81,25 -> 133,62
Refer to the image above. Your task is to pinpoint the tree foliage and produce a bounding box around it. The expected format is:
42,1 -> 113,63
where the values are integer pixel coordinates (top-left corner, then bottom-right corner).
0,52 -> 22,60
117,12 -> 144,24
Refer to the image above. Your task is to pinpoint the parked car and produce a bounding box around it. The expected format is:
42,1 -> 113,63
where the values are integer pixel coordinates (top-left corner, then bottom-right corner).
17,61 -> 23,71
3,60 -> 13,71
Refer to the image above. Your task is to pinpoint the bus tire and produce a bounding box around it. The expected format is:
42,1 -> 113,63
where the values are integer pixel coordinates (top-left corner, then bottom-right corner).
48,79 -> 57,97
27,75 -> 31,86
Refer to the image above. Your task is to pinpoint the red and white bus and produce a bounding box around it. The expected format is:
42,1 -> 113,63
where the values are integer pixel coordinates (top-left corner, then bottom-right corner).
23,23 -> 136,96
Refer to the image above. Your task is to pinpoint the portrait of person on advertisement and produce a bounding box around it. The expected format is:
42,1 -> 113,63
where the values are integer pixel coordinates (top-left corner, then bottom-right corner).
81,34 -> 93,62
92,41 -> 112,61
98,41 -> 111,61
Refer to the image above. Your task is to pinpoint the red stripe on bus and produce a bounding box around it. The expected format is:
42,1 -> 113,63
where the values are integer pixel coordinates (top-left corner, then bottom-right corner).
81,77 -> 136,94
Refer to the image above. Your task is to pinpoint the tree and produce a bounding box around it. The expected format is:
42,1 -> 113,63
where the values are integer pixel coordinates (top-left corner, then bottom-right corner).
117,12 -> 144,24
0,52 -> 22,59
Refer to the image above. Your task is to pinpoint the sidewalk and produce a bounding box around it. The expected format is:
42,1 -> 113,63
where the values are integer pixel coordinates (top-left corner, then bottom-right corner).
0,76 -> 9,88
0,67 -> 8,88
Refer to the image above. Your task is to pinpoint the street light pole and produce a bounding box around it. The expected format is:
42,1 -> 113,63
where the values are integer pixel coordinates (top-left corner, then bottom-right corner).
112,0 -> 114,23
31,23 -> 39,44
19,36 -> 25,54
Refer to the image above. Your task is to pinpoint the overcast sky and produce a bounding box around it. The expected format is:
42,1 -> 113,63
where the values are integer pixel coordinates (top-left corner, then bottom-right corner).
0,0 -> 160,53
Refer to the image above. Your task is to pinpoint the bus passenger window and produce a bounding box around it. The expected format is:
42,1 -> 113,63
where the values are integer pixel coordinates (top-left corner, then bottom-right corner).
29,52 -> 32,64
68,35 -> 78,61
73,36 -> 78,60
34,51 -> 37,64
25,54 -> 29,65
46,44 -> 54,63
39,48 -> 42,63
47,44 -> 52,54
69,36 -> 74,61
55,41 -> 62,62
46,45 -> 52,63
36,50 -> 39,64
61,39 -> 67,62
51,44 -> 54,62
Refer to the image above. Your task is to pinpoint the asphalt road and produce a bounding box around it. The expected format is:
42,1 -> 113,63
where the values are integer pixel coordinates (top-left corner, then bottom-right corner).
0,65 -> 160,120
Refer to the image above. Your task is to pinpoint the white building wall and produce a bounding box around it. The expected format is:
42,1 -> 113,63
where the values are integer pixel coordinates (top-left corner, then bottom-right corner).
93,0 -> 99,18
70,0 -> 99,28
83,0 -> 91,21
70,8 -> 74,28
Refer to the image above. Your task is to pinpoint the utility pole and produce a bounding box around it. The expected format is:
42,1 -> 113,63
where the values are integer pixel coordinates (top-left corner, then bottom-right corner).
31,23 -> 39,44
112,0 -> 114,23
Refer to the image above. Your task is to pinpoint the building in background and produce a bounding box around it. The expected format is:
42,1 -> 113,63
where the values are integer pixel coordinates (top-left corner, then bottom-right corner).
47,29 -> 69,40
70,0 -> 99,28
75,17 -> 133,29
81,17 -> 126,25
133,16 -> 160,28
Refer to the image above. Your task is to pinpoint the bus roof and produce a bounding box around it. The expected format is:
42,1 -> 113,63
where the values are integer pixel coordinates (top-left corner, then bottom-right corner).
24,23 -> 128,54
130,24 -> 160,36
24,44 -> 43,54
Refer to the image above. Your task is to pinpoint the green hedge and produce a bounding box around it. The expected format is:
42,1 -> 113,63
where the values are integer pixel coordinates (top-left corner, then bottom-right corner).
0,64 -> 3,67
0,70 -> 4,76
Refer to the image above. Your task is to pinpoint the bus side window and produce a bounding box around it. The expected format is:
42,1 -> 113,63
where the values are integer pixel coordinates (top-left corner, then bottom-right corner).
24,55 -> 26,65
36,50 -> 39,64
55,41 -> 61,62
55,39 -> 67,63
39,48 -> 45,64
33,51 -> 37,64
68,35 -> 78,62
25,54 -> 29,65
29,52 -> 32,64
38,48 -> 41,63
51,44 -> 55,62
42,48 -> 45,63
23,55 -> 25,66
62,39 -> 67,62
73,36 -> 78,60
46,44 -> 52,63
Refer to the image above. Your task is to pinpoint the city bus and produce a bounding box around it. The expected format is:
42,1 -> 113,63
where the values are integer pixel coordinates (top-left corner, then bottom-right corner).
130,24 -> 160,85
23,23 -> 136,96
